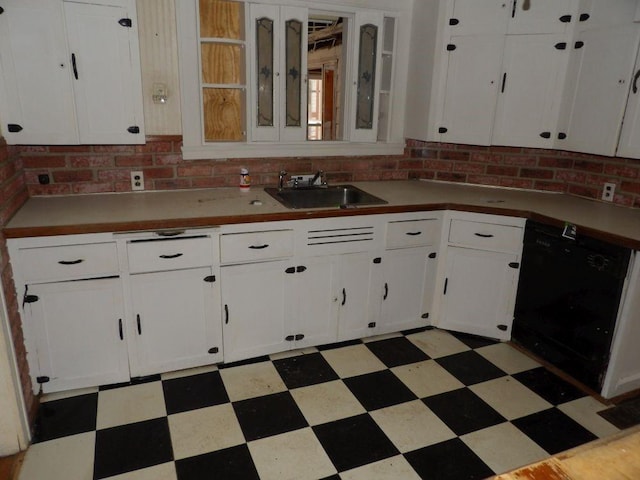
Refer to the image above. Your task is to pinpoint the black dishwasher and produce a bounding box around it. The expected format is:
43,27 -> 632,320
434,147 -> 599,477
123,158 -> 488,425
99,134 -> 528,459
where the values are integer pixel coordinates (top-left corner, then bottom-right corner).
512,221 -> 631,391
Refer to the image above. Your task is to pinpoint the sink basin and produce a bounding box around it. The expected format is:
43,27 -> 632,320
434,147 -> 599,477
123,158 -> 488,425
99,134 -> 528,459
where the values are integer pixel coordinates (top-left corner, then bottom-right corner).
264,184 -> 388,209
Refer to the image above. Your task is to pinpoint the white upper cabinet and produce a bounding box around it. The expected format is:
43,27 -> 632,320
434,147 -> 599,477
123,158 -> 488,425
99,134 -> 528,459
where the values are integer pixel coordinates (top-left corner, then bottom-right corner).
492,34 -> 570,148
617,45 -> 640,159
0,0 -> 145,144
448,0 -> 510,36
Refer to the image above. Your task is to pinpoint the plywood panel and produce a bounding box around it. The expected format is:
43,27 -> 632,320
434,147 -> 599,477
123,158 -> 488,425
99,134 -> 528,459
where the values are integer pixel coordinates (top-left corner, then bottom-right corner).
203,88 -> 244,141
137,0 -> 182,135
201,43 -> 243,84
199,0 -> 243,39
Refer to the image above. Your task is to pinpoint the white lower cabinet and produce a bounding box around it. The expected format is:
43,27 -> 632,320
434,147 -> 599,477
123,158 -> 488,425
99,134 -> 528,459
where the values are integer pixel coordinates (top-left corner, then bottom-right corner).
128,267 -> 223,376
24,277 -> 129,393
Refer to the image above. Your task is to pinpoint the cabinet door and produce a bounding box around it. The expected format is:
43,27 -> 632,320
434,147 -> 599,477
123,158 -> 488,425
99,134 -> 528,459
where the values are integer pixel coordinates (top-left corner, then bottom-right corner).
63,1 -> 144,144
449,0 -> 510,36
337,253 -> 381,342
492,34 -> 569,148
507,0 -> 576,34
558,25 -> 640,156
221,261 -> 292,362
439,35 -> 504,145
25,278 -> 129,393
292,257 -> 339,348
0,0 -> 78,144
378,248 -> 432,334
618,45 -> 640,159
439,247 -> 519,340
129,267 -> 223,376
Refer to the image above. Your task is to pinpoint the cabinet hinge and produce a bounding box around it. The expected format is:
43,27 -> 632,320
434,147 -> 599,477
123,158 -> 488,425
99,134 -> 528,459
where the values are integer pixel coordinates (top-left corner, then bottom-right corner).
446,44 -> 456,51
438,127 -> 448,134
296,266 -> 307,273
554,42 -> 567,50
285,266 -> 296,274
558,132 -> 567,140
579,13 -> 590,22
127,126 -> 140,134
497,324 -> 508,331
559,15 -> 572,23
0,7 -> 4,14
367,322 -> 376,328
428,252 -> 437,259
23,285 -> 39,306
449,18 -> 459,26
294,334 -> 304,341
285,335 -> 295,341
36,376 -> 50,384
508,262 -> 520,269
574,41 -> 584,49
208,347 -> 219,354
204,275 -> 216,283
7,123 -> 22,133
118,18 -> 133,28
421,313 -> 429,319
539,132 -> 551,139
373,257 -> 382,264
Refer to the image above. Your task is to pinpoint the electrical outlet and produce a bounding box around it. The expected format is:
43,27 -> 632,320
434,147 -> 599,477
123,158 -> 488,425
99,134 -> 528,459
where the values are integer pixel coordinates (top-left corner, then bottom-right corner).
131,171 -> 144,191
602,182 -> 615,202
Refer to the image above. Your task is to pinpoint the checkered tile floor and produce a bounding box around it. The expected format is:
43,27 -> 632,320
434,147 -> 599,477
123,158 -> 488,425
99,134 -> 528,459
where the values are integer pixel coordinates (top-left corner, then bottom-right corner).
20,328 -> 621,480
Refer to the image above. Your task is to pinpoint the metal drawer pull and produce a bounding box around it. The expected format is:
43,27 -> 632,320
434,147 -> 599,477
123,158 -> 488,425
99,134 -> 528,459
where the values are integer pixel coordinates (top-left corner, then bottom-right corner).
58,259 -> 84,265
249,244 -> 269,249
383,283 -> 389,300
474,233 -> 494,238
342,288 -> 346,306
118,319 -> 123,340
159,253 -> 183,259
156,230 -> 185,237
136,314 -> 142,334
405,231 -> 422,236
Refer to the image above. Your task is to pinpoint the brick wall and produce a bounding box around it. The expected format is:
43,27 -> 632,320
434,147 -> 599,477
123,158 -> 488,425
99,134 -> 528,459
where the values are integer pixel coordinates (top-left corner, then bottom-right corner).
0,138 -> 34,423
17,136 -> 640,209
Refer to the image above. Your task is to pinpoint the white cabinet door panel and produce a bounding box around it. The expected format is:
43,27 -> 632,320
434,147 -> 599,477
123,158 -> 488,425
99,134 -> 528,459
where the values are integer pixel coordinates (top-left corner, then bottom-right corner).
559,26 -> 640,156
493,34 -> 569,148
0,0 -> 78,144
27,278 -> 129,393
618,45 -> 640,159
508,0 -> 576,34
439,35 -> 504,145
449,0 -> 510,36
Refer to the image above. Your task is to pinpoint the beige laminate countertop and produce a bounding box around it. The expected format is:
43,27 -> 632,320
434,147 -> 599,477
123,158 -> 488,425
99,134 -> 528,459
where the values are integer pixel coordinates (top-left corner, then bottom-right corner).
5,180 -> 640,248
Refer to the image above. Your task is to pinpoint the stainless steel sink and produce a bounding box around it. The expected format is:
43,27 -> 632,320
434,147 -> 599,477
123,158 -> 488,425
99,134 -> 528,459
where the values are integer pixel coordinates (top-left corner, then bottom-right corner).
264,184 -> 388,209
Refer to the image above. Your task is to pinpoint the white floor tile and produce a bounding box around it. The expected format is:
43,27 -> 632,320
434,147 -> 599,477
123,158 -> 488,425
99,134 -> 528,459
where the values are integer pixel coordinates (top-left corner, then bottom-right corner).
476,343 -> 541,374
320,344 -> 386,378
269,347 -> 318,361
391,360 -> 464,398
160,364 -> 218,381
290,380 -> 366,426
369,400 -> 456,453
19,432 -> 95,480
103,462 -> 177,480
97,382 -> 166,430
41,386 -> 99,403
461,423 -> 549,474
168,403 -> 245,460
340,455 -> 422,480
407,329 -> 470,358
219,362 -> 287,402
558,396 -> 620,438
361,332 -> 402,343
470,376 -> 552,420
248,428 -> 336,480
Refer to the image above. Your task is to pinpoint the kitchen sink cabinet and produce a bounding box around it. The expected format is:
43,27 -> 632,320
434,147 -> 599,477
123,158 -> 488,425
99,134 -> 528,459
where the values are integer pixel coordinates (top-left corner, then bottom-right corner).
436,212 -> 525,341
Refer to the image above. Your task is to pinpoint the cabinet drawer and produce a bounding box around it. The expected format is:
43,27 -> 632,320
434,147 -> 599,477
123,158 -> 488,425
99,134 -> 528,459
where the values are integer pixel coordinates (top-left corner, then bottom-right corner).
19,242 -> 118,282
220,230 -> 294,263
448,220 -> 522,252
386,219 -> 439,249
127,237 -> 213,273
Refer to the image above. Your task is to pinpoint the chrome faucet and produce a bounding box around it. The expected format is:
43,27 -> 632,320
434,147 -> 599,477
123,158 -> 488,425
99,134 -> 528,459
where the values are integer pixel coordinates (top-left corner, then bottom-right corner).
278,170 -> 288,190
310,170 -> 326,186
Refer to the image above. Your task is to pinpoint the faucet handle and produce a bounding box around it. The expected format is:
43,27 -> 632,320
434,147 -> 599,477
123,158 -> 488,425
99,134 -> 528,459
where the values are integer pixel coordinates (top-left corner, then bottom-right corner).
278,170 -> 288,190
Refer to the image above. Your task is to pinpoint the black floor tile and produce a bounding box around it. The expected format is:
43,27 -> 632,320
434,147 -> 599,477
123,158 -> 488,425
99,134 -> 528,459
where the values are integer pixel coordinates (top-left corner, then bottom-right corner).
33,393 -> 98,443
401,326 -> 432,336
598,396 -> 640,429
313,413 -> 398,472
513,367 -> 586,405
218,356 -> 270,369
512,408 -> 598,455
436,350 -> 507,386
273,352 -> 339,389
99,374 -> 161,391
175,444 -> 259,480
450,331 -> 500,349
162,371 -> 230,415
233,391 -> 308,441
317,339 -> 363,351
93,417 -> 173,479
365,337 -> 430,368
343,370 -> 416,411
319,476 -> 341,480
404,438 -> 494,480
423,388 -> 506,436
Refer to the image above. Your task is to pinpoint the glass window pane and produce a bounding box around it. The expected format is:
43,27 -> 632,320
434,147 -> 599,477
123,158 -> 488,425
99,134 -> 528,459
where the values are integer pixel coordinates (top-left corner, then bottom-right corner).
256,17 -> 274,127
285,19 -> 302,127
356,24 -> 377,130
